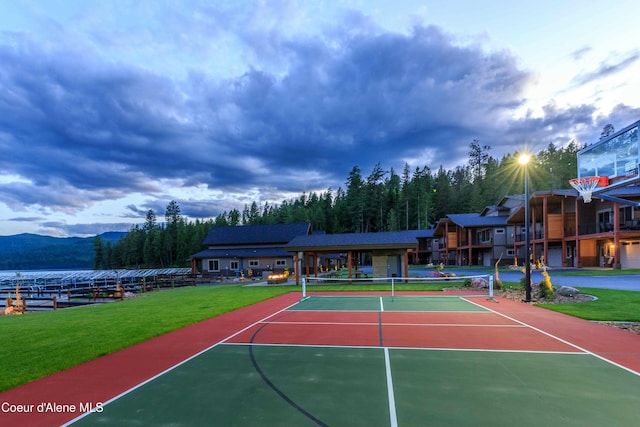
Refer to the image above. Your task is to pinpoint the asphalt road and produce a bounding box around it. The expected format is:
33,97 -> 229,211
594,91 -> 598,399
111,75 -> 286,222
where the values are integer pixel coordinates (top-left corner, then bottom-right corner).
352,266 -> 639,292
438,268 -> 640,292
495,270 -> 640,291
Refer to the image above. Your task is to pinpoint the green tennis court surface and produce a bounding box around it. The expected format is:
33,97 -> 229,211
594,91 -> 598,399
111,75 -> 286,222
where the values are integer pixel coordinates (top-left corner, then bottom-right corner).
66,296 -> 640,427
294,295 -> 490,312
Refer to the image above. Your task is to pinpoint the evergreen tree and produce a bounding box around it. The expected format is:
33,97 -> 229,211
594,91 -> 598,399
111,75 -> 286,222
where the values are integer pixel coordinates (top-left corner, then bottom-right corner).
93,235 -> 104,270
103,144 -> 580,269
165,200 -> 181,266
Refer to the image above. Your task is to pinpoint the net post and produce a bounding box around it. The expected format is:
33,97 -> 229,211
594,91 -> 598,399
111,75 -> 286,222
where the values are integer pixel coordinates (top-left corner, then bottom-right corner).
487,274 -> 498,302
391,277 -> 395,301
301,277 -> 307,301
489,275 -> 493,298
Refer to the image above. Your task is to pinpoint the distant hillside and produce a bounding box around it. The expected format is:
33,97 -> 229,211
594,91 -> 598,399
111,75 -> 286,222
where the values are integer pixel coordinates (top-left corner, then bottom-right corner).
0,232 -> 127,271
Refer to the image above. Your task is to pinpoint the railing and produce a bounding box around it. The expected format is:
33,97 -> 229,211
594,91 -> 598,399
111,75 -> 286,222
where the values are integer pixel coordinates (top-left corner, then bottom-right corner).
514,230 -> 544,242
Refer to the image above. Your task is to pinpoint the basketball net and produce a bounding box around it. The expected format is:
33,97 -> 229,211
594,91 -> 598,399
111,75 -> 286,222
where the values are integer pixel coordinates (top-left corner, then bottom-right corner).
569,176 -> 608,203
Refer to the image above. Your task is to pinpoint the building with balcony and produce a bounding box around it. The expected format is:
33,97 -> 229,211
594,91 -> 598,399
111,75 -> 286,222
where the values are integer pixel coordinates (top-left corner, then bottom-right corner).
431,187 -> 640,269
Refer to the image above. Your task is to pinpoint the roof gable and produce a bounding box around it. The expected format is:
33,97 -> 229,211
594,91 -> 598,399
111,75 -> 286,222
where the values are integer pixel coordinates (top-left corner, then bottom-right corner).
203,222 -> 311,246
434,213 -> 509,236
441,213 -> 509,228
286,231 -> 419,252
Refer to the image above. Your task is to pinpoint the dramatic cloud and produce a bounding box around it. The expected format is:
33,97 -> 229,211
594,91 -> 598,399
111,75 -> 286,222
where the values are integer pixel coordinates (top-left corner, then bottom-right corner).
0,1 -> 637,236
572,51 -> 640,86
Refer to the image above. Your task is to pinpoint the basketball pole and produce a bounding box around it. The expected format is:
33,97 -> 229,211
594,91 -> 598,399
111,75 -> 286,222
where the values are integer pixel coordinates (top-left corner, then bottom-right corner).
519,154 -> 532,302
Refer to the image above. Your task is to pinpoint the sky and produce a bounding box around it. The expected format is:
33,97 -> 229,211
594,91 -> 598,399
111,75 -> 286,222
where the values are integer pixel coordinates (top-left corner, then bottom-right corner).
1,0 -> 639,237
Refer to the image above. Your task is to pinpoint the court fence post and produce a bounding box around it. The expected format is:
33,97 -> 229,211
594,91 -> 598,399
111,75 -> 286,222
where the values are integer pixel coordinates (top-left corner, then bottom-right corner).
488,274 -> 497,302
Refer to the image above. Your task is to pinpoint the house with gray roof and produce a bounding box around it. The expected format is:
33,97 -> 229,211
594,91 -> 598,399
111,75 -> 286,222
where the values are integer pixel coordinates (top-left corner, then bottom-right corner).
285,231 -> 419,283
406,229 -> 438,264
434,197 -> 518,266
190,222 -> 312,278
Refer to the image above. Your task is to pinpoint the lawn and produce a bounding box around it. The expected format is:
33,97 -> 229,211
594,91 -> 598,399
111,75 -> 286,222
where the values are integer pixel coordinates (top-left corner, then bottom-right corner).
536,288 -> 640,321
0,285 -> 290,392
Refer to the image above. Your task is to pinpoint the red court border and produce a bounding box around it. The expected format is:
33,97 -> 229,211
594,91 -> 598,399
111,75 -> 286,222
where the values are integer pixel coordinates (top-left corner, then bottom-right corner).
0,291 -> 638,427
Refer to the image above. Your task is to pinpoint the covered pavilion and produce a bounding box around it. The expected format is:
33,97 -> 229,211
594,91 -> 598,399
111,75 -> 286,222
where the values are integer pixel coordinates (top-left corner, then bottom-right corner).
285,231 -> 419,285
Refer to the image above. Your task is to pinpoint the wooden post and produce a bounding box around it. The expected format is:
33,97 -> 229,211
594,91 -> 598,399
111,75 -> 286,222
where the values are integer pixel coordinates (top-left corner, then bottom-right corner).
561,196 -> 567,267
53,296 -> 57,310
404,249 -> 410,283
613,202 -> 621,269
543,195 -> 549,265
313,252 -> 319,277
575,197 -> 581,267
467,228 -> 472,266
305,253 -> 310,278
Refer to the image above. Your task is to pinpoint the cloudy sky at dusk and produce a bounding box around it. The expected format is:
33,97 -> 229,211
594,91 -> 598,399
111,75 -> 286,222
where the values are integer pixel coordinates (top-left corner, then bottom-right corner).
1,0 -> 639,237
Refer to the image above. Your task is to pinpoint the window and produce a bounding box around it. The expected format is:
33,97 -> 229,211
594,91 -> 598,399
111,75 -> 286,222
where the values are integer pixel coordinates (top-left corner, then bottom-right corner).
597,210 -> 612,231
506,249 -> 515,257
275,259 -> 287,267
495,228 -> 505,234
620,206 -> 635,224
248,260 -> 259,267
208,259 -> 220,272
230,260 -> 239,270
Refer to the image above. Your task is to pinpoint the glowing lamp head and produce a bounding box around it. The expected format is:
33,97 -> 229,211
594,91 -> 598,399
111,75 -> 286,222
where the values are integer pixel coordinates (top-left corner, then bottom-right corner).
518,153 -> 531,165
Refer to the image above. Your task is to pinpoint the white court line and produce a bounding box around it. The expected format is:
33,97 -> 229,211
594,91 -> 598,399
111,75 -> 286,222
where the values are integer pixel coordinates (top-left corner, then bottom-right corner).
384,347 -> 398,427
462,297 -> 640,377
262,321 -> 526,328
61,299 -> 302,426
288,309 -> 495,313
384,323 -> 525,328
223,341 -> 588,355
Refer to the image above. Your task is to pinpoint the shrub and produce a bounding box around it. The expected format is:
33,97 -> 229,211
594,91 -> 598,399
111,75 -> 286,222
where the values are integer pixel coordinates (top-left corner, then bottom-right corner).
537,270 -> 555,300
519,276 -> 528,289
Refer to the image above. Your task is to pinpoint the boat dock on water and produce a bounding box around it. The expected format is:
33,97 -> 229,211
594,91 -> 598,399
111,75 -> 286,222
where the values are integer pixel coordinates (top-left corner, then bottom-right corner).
1,268 -> 198,312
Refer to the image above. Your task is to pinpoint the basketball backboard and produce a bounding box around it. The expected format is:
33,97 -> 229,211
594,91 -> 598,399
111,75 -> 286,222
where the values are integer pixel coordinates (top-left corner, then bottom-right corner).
577,120 -> 639,196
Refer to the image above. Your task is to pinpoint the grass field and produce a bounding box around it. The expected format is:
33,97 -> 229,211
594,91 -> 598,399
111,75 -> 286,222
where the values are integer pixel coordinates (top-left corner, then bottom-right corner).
1,278 -> 638,393
536,288 -> 640,321
0,285 -> 288,392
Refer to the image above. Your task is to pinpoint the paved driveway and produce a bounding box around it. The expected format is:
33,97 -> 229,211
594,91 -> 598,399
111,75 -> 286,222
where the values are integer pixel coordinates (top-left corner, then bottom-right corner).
403,267 -> 640,292
494,270 -> 640,291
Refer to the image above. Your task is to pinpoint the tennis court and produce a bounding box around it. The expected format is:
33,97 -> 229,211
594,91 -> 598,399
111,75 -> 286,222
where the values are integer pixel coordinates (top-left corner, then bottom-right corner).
1,291 -> 639,426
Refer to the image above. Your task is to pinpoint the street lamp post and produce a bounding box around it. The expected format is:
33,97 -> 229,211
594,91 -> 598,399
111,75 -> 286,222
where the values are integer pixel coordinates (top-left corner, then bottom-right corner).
519,154 -> 532,302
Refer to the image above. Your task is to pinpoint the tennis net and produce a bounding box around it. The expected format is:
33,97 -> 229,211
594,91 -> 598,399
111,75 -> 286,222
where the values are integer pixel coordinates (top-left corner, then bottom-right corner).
301,274 -> 494,299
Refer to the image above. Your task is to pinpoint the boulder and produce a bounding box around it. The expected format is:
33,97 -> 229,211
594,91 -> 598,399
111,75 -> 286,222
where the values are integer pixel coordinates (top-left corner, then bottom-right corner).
557,286 -> 580,297
470,277 -> 488,288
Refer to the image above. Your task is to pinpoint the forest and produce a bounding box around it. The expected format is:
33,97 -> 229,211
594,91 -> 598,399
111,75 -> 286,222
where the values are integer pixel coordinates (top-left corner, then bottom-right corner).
94,140 -> 581,269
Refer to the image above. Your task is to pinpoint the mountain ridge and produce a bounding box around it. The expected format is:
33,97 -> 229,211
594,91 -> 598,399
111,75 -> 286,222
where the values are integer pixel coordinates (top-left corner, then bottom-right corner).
0,232 -> 127,270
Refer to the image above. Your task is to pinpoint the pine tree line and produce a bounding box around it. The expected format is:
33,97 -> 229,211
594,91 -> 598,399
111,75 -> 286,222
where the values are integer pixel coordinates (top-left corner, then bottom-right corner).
94,140 -> 581,269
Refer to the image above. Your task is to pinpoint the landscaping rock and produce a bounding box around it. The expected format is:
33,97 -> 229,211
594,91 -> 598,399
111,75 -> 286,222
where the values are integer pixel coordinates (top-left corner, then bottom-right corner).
557,286 -> 580,297
470,277 -> 489,288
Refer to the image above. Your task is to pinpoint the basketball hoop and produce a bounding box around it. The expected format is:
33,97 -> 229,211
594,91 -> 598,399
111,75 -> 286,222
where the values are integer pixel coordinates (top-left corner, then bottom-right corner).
569,176 -> 608,203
